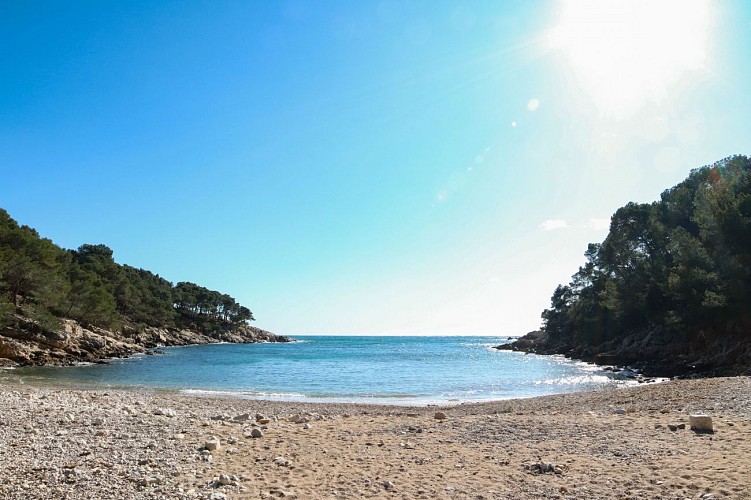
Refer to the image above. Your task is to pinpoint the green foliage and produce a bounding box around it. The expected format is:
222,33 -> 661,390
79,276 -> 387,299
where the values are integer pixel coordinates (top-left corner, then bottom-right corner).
0,208 -> 255,334
173,281 -> 254,330
542,155 -> 751,346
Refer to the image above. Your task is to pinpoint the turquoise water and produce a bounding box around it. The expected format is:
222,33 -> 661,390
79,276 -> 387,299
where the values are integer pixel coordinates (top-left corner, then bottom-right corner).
3,336 -> 633,404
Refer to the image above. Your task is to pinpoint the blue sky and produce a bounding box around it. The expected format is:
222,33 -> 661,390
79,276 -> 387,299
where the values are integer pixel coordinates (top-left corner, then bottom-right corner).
2,0 -> 750,335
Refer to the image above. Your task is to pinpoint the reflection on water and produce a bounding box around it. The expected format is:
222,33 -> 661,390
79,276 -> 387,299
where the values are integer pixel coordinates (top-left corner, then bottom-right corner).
2,336 -> 640,405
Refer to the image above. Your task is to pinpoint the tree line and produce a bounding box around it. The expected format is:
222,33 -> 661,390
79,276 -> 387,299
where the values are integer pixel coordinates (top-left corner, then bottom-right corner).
541,155 -> 751,351
0,212 -> 255,334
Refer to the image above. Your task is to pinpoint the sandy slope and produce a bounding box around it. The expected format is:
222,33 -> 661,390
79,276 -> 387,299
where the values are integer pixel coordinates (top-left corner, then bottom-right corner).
0,377 -> 749,499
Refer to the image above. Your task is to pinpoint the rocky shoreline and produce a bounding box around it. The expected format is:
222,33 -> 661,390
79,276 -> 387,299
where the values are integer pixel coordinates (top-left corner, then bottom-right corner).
0,376 -> 749,498
0,317 -> 292,367
496,330 -> 751,379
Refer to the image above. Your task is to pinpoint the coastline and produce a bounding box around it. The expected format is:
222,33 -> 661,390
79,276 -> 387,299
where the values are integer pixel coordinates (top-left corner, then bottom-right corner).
0,317 -> 292,368
3,337 -> 650,406
498,330 -> 751,379
2,377 -> 749,499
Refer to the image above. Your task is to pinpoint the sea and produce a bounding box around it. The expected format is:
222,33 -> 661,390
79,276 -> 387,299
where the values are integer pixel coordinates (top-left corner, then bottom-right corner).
2,336 -> 639,405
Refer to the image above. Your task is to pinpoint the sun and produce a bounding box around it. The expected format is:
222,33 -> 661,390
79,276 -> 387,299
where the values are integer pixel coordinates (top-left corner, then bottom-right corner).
548,0 -> 712,118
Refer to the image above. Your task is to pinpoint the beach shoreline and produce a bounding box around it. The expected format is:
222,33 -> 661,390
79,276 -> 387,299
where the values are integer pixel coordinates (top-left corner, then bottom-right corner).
1,376 -> 749,499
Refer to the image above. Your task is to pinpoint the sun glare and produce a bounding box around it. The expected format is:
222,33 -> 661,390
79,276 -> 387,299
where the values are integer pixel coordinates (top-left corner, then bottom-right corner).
549,0 -> 712,117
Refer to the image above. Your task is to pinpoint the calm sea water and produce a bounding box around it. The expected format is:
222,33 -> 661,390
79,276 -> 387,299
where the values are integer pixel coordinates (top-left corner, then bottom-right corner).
3,336 -> 634,404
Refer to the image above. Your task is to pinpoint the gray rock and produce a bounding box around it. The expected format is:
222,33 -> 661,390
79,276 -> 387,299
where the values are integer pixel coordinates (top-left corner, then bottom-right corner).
434,412 -> 448,420
218,474 -> 231,485
689,414 -> 713,432
250,428 -> 263,438
289,414 -> 310,424
153,408 -> 176,417
138,476 -> 159,487
205,438 -> 221,451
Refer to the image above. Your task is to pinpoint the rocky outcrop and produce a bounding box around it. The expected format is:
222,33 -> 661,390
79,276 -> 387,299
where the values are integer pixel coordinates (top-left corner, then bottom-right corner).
497,328 -> 751,378
124,324 -> 290,349
0,316 -> 292,367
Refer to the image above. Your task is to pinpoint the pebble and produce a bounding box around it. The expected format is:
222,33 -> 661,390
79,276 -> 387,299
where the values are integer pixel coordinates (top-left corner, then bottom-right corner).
205,438 -> 221,451
250,428 -> 263,438
0,375 -> 748,499
434,412 -> 448,420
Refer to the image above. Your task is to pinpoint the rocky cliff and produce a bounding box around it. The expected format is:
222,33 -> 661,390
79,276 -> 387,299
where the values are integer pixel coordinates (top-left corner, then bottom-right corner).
0,316 -> 292,367
497,328 -> 751,378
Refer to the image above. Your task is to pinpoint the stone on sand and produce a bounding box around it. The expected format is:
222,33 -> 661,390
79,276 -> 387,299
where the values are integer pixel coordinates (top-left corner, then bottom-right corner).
689,415 -> 714,432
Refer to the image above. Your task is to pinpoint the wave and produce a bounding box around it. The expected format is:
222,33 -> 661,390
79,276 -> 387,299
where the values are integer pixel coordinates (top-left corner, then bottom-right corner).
181,388 -> 309,399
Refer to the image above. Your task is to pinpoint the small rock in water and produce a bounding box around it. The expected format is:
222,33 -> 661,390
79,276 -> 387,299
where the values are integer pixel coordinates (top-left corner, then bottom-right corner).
434,412 -> 448,420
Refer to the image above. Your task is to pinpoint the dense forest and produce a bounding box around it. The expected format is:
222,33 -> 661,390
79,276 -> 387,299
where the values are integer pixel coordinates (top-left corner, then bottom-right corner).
0,208 -> 267,345
502,155 -> 751,376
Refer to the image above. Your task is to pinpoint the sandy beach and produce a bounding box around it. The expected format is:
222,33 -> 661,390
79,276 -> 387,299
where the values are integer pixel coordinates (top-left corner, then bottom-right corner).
1,377 -> 749,499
